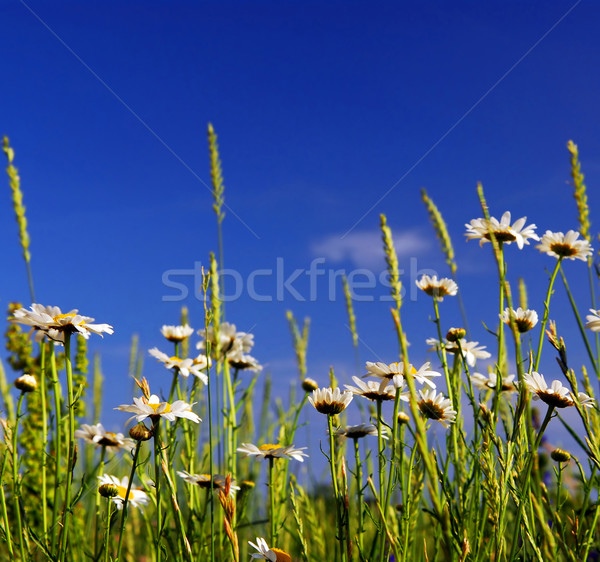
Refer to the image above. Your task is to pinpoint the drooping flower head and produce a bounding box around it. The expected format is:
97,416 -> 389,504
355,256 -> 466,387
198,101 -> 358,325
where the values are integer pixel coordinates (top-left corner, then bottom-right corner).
11,303 -> 113,343
177,470 -> 239,496
236,442 -> 308,462
470,372 -> 517,393
334,423 -> 387,440
523,372 -> 594,409
97,474 -> 149,510
75,423 -> 136,451
465,211 -> 539,249
415,274 -> 458,301
536,230 -> 593,261
417,389 -> 457,428
308,387 -> 353,414
344,376 -> 403,402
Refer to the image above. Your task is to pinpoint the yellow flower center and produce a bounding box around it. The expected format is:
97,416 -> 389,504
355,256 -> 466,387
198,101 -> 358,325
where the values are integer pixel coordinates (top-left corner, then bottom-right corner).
169,356 -> 183,363
148,401 -> 171,414
259,443 -> 279,451
116,485 -> 133,500
390,363 -> 416,375
53,313 -> 84,326
272,548 -> 292,562
550,242 -> 578,257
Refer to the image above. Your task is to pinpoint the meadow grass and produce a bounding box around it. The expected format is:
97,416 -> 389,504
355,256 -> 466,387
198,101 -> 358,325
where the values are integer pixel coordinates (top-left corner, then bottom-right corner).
2,132 -> 600,561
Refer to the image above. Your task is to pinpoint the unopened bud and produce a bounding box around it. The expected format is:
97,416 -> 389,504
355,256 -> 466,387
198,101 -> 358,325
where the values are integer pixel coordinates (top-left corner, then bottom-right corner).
551,448 -> 571,463
302,378 -> 319,392
99,483 -> 119,498
129,424 -> 152,441
397,412 -> 410,425
447,328 -> 466,342
14,374 -> 37,393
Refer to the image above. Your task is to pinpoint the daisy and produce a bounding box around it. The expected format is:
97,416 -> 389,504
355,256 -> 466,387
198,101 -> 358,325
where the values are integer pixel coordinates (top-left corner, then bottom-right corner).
365,361 -> 441,390
470,372 -> 517,393
177,470 -> 239,496
228,352 -> 263,372
248,537 -> 291,562
75,423 -> 135,451
585,309 -> 600,332
465,211 -> 539,249
427,338 -> 491,367
308,387 -> 353,414
97,474 -> 149,510
14,374 -> 37,393
334,423 -> 387,440
417,389 -> 456,428
11,303 -> 113,342
536,230 -> 592,261
115,394 -> 201,425
236,442 -> 308,462
148,348 -> 210,383
500,307 -> 538,333
161,324 -> 194,342
198,322 -> 254,358
344,376 -> 401,402
523,372 -> 594,409
415,274 -> 458,301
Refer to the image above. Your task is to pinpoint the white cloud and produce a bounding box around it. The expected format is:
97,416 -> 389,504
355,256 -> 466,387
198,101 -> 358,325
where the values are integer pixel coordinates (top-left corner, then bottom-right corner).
312,229 -> 432,269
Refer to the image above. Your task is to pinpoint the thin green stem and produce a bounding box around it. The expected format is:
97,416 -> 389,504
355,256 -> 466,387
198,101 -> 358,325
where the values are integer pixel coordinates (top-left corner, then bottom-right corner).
12,392 -> 27,561
39,341 -> 48,543
49,341 -> 62,551
94,446 -> 107,559
353,438 -> 364,553
116,441 -> 142,561
534,259 -> 562,371
327,414 -> 346,562
0,452 -> 14,557
103,498 -> 112,562
269,457 -> 276,545
153,419 -> 162,562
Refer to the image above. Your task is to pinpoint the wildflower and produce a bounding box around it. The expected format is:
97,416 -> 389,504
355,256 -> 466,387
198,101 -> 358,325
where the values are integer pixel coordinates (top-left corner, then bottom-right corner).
446,327 -> 466,342
308,387 -> 353,414
177,470 -> 239,496
344,376 -> 403,402
97,475 -> 149,510
236,442 -> 308,462
197,321 -> 254,358
11,303 -> 113,342
148,348 -> 210,383
417,389 -> 456,428
397,412 -> 410,425
365,361 -> 441,390
415,274 -> 458,301
302,377 -> 319,392
74,423 -> 135,451
465,211 -> 539,249
98,484 -> 119,498
248,537 -> 292,562
115,394 -> 201,424
470,372 -> 517,393
585,309 -> 600,332
160,324 -> 194,342
427,338 -> 491,367
523,372 -> 594,409
335,423 -> 387,440
129,423 -> 153,442
536,230 -> 593,261
14,374 -> 37,393
501,307 -> 538,333
228,352 -> 262,372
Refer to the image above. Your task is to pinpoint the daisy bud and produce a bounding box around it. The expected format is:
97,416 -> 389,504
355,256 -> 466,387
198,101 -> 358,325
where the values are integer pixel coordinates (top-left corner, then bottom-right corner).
446,328 -> 466,342
129,423 -> 152,442
302,378 -> 319,392
551,448 -> 571,463
397,412 -> 410,425
14,374 -> 37,393
98,483 -> 119,498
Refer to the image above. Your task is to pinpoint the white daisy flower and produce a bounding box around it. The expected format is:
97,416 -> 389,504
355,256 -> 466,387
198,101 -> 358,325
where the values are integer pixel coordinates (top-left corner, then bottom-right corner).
523,372 -> 594,409
148,348 -> 210,384
197,322 -> 254,358
470,372 -> 517,393
236,442 -> 308,462
74,423 -> 135,451
177,470 -> 239,496
585,309 -> 600,332
228,352 -> 262,373
11,303 -> 113,342
115,394 -> 201,425
417,389 -> 456,428
427,338 -> 491,367
308,387 -> 353,414
160,324 -> 194,342
344,376 -> 403,402
365,361 -> 441,390
536,230 -> 593,261
465,211 -> 539,249
500,307 -> 539,333
97,474 -> 149,510
248,537 -> 291,562
415,274 -> 458,301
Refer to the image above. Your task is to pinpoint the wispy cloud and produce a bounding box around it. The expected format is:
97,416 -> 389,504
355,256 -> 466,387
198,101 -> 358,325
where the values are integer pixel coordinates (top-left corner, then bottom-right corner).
312,229 -> 432,269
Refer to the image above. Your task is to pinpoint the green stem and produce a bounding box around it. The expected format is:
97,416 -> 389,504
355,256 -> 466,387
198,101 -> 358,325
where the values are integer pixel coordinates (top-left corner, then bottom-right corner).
534,259 -> 562,371
13,392 -> 27,561
49,341 -> 62,551
115,441 -> 142,561
103,498 -> 112,562
327,414 -> 346,562
353,438 -> 364,553
39,341 -> 49,543
153,419 -> 162,562
269,457 -> 276,545
0,452 -> 14,556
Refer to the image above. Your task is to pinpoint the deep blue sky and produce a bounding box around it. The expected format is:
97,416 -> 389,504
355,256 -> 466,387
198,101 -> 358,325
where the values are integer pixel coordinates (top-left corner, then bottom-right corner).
2,1 -> 600,446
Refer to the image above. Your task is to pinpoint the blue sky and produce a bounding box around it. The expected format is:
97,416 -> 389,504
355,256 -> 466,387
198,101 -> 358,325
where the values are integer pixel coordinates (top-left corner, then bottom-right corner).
2,1 -> 600,447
